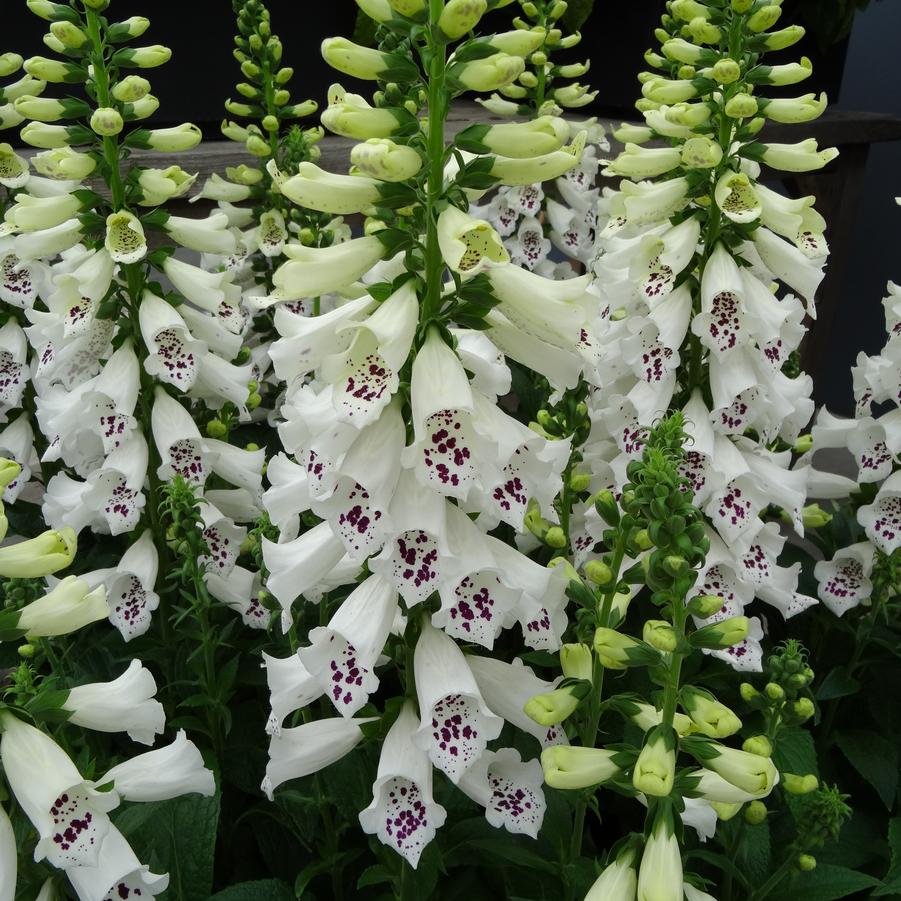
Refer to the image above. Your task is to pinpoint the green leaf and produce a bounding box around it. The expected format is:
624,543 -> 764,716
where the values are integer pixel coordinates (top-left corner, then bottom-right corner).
115,793 -> 220,901
874,818 -> 901,895
562,0 -> 595,31
836,730 -> 899,810
357,864 -> 393,889
773,726 -> 819,777
790,863 -> 881,900
208,881 -> 294,901
816,666 -> 861,701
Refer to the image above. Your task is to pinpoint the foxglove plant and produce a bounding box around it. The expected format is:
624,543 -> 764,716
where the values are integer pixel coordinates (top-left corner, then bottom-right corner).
468,0 -> 607,276
256,0 -> 600,878
2,0 -> 263,642
196,0 -> 348,427
580,0 -> 839,665
0,456 -> 215,899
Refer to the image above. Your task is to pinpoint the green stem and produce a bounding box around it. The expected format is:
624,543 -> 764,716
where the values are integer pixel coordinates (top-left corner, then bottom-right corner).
533,4 -> 549,111
421,0 -> 448,328
749,851 -> 797,901
568,538 -> 627,868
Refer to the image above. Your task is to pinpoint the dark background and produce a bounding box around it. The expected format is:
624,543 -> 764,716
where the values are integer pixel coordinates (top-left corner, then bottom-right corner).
6,0 -> 901,412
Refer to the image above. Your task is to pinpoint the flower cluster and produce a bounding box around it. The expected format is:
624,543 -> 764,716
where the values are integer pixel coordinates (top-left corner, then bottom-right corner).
255,0 -> 606,870
469,0 -> 607,275
0,0 -> 266,647
578,0 -> 839,669
531,416 -> 783,900
812,217 -> 901,614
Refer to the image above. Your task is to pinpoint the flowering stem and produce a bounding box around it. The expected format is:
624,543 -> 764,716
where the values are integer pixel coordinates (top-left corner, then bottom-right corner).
421,0 -> 449,329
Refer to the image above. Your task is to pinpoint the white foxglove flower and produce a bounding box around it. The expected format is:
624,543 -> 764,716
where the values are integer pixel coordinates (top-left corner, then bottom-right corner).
275,161 -> 381,215
6,193 -> 82,232
585,848 -> 638,901
99,730 -> 215,802
105,210 -> 147,264
258,209 -> 287,257
13,574 -> 108,637
485,309 -> 584,392
437,206 -> 509,276
67,825 -> 168,901
298,574 -> 398,716
0,804 -> 14,901
814,542 -> 876,616
268,295 -> 376,385
164,212 -> 237,255
0,320 -> 27,414
192,352 -> 254,420
262,652 -> 321,735
44,432 -> 148,535
139,293 -> 207,391
637,818 -> 682,901
198,502 -> 245,578
0,241 -> 37,309
630,216 -> 700,302
13,218 -> 84,261
486,265 -> 593,348
857,470 -> 901,554
457,748 -> 546,838
509,215 -> 550,271
262,716 -> 373,800
161,257 -> 242,333
320,280 -> 418,425
314,400 -> 404,558
466,655 -> 568,747
269,236 -> 386,303
106,530 -> 160,640
412,621 -> 503,783
0,413 -> 34,502
359,701 -> 447,869
402,328 -> 496,500
207,565 -> 268,629
62,659 -> 165,745
151,387 -> 211,488
0,712 -> 119,868
368,471 -> 462,607
750,228 -> 824,314
262,521 -> 348,625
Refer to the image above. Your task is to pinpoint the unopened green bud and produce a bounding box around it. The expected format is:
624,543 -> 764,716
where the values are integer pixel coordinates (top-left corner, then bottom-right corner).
49,20 -> 88,49
519,71 -> 538,88
681,135 -> 724,169
594,490 -> 620,526
90,107 -> 124,136
634,529 -> 653,551
205,420 -> 228,439
797,855 -> 816,872
783,773 -> 818,795
274,89 -> 290,106
801,504 -> 832,529
732,0 -> 753,11
560,643 -> 593,682
524,682 -> 588,726
644,620 -> 678,653
18,644 -> 35,658
748,5 -> 781,32
584,560 -> 613,586
691,615 -> 748,649
276,67 -> 293,84
246,135 -> 270,156
545,527 -> 567,549
549,1 -> 568,19
712,57 -> 741,85
247,393 -> 263,411
742,735 -> 772,757
764,682 -> 785,701
789,697 -> 815,721
762,25 -> 805,51
740,682 -> 760,703
711,801 -> 743,821
112,75 -> 151,103
677,65 -> 696,80
531,51 -> 547,67
521,1 -> 539,16
744,801 -> 767,824
794,434 -> 813,454
262,114 -> 279,132
570,472 -> 591,493
82,0 -> 109,9
725,92 -> 759,118
689,595 -> 725,618
236,82 -> 259,99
